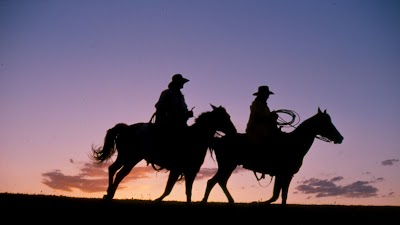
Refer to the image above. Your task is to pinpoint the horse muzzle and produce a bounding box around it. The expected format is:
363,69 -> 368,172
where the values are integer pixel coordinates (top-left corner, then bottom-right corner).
334,136 -> 344,144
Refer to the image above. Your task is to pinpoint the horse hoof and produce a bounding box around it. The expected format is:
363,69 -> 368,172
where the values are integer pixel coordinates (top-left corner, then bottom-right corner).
153,198 -> 162,203
103,195 -> 112,201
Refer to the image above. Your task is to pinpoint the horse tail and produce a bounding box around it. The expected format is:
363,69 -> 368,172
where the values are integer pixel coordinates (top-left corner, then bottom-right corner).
91,123 -> 129,164
208,136 -> 222,162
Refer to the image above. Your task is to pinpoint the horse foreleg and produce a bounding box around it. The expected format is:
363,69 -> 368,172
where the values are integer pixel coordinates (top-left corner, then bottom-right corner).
105,162 -> 135,200
202,164 -> 236,204
154,170 -> 180,202
218,169 -> 236,204
280,175 -> 293,206
184,172 -> 197,204
264,175 -> 281,204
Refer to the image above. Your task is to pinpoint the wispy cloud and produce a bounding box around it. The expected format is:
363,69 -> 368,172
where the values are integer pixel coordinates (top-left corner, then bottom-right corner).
42,161 -> 155,193
294,176 -> 381,198
196,168 -> 218,180
196,166 -> 246,180
41,159 -> 245,193
381,159 -> 399,166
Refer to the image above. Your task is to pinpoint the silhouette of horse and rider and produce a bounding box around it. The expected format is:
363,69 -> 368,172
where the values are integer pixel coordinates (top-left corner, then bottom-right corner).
91,74 -> 343,205
91,74 -> 236,202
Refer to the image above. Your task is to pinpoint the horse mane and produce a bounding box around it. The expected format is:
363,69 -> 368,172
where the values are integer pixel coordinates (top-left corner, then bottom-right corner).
194,110 -> 213,124
293,109 -> 327,133
192,107 -> 225,129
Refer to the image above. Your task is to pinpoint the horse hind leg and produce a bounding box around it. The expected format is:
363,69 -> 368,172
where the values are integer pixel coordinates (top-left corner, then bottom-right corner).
105,160 -> 138,200
201,174 -> 218,203
154,170 -> 181,202
103,159 -> 124,200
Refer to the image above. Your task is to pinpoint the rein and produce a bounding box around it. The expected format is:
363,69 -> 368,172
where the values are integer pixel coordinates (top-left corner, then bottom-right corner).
315,136 -> 332,142
149,112 -> 156,123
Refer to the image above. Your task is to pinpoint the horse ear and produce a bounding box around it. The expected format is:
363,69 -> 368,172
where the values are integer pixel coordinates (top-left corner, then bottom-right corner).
210,104 -> 217,110
324,109 -> 327,114
318,107 -> 322,114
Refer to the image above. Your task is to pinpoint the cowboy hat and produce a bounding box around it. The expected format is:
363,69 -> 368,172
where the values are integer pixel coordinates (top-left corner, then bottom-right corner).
171,74 -> 189,85
253,85 -> 274,96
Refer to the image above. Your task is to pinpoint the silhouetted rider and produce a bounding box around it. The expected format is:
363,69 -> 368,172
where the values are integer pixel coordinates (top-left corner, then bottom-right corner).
246,85 -> 280,146
153,74 -> 194,142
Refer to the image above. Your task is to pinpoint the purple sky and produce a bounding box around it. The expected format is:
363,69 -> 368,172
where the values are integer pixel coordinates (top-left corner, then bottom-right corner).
1,0 -> 399,206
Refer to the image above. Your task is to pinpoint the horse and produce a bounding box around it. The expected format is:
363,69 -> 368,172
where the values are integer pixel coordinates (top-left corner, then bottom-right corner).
91,104 -> 237,203
201,107 -> 344,205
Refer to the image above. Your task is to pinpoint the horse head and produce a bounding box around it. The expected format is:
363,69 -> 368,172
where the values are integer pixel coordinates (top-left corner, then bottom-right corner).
210,104 -> 237,136
314,107 -> 344,144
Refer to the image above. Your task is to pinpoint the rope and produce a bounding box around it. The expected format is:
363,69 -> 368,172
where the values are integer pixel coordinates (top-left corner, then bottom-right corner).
253,171 -> 273,187
275,109 -> 300,128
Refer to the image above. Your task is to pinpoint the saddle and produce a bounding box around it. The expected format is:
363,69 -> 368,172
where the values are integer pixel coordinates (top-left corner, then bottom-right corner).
144,122 -> 189,170
240,132 -> 286,176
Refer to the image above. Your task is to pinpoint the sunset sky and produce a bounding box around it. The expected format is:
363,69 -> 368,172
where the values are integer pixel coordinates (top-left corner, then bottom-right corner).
1,0 -> 399,206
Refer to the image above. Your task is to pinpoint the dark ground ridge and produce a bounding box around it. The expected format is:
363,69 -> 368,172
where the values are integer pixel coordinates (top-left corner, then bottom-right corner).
1,193 -> 398,224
